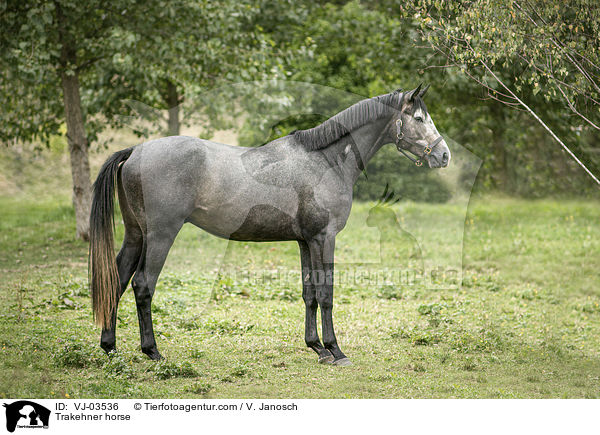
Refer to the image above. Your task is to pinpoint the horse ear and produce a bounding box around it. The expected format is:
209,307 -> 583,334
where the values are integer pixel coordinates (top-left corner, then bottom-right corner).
408,84 -> 422,102
419,84 -> 431,98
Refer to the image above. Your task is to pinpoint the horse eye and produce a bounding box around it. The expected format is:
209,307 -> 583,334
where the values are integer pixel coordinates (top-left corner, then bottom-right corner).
415,116 -> 423,123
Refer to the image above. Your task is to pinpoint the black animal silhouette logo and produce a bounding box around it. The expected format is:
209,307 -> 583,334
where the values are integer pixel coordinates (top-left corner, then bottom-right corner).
3,401 -> 50,432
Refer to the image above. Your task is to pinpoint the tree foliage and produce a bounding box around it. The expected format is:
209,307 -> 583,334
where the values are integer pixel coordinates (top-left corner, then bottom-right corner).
406,0 -> 600,188
1,0 -> 597,225
0,0 -> 305,238
413,0 -> 600,127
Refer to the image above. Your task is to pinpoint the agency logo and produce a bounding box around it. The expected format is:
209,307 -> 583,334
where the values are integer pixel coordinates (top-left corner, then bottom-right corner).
3,401 -> 50,433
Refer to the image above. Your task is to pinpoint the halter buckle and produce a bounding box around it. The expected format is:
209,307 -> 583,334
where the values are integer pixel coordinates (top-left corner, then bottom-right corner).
424,146 -> 432,155
395,118 -> 404,142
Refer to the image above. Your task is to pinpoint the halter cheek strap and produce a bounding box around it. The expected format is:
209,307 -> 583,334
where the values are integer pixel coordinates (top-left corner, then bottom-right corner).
394,118 -> 422,167
394,117 -> 444,167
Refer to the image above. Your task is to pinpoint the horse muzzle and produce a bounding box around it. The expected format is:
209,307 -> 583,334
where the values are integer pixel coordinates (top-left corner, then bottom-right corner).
427,141 -> 450,168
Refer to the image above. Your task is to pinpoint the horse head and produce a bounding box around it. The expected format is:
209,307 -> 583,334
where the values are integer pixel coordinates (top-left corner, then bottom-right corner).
390,84 -> 451,168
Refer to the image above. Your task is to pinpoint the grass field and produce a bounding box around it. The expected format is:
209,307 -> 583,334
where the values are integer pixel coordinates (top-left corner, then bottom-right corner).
1,187 -> 599,398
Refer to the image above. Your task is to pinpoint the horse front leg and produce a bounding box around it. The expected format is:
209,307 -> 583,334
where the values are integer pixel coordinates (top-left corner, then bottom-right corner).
298,241 -> 333,364
308,234 -> 351,366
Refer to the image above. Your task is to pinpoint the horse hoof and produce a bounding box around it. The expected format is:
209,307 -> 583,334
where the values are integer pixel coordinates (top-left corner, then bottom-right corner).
144,350 -> 163,360
318,354 -> 334,364
102,346 -> 117,356
333,357 -> 352,367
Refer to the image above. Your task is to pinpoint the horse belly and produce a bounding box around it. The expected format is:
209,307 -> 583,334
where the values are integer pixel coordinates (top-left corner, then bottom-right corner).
182,141 -> 304,241
187,204 -> 298,242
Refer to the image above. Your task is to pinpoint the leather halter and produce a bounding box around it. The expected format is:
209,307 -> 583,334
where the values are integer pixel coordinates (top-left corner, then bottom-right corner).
395,118 -> 444,167
392,91 -> 444,167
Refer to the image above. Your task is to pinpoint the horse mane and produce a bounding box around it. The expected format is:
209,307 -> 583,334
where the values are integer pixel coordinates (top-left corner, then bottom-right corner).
292,90 -> 428,151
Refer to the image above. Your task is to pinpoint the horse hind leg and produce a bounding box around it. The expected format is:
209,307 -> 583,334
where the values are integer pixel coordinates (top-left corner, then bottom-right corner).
100,177 -> 143,354
99,233 -> 142,353
131,220 -> 183,360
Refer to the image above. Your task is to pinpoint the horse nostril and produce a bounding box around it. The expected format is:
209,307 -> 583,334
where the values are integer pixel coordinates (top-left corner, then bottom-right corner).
442,152 -> 448,164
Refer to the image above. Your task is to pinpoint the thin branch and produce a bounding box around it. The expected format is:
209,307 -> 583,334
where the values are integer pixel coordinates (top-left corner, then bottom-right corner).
431,41 -> 519,102
75,55 -> 105,72
555,80 -> 600,130
421,64 -> 457,70
547,53 -> 600,130
469,43 -> 600,186
515,52 -> 600,106
482,90 -> 523,107
515,1 -> 600,95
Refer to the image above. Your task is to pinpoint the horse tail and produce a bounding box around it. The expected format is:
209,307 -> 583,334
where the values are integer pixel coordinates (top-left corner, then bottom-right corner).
89,147 -> 135,329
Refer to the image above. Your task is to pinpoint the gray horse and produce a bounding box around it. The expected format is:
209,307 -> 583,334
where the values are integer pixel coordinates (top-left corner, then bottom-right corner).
89,85 -> 450,366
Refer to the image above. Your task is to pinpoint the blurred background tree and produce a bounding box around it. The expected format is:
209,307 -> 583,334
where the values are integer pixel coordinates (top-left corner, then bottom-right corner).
0,0 -> 301,239
1,0 -> 598,239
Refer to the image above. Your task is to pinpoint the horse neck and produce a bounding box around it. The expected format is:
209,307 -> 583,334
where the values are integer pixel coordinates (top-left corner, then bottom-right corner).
324,117 -> 391,184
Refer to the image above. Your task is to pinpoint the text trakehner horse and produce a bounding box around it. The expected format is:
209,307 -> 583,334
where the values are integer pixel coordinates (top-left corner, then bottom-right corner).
89,85 -> 450,365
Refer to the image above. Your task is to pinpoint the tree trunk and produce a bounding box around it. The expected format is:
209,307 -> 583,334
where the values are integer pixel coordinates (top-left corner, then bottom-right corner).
166,80 -> 180,136
61,70 -> 92,241
490,103 -> 509,192
56,3 -> 92,241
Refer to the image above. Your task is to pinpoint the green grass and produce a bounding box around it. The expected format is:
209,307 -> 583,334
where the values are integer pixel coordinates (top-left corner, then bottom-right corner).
0,192 -> 599,399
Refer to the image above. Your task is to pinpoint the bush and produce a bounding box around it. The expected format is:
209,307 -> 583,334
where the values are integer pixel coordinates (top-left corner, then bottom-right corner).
153,360 -> 198,380
377,285 -> 403,300
185,380 -> 213,395
230,363 -> 249,378
202,318 -> 255,335
54,339 -> 102,368
417,303 -> 446,316
103,352 -> 136,379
